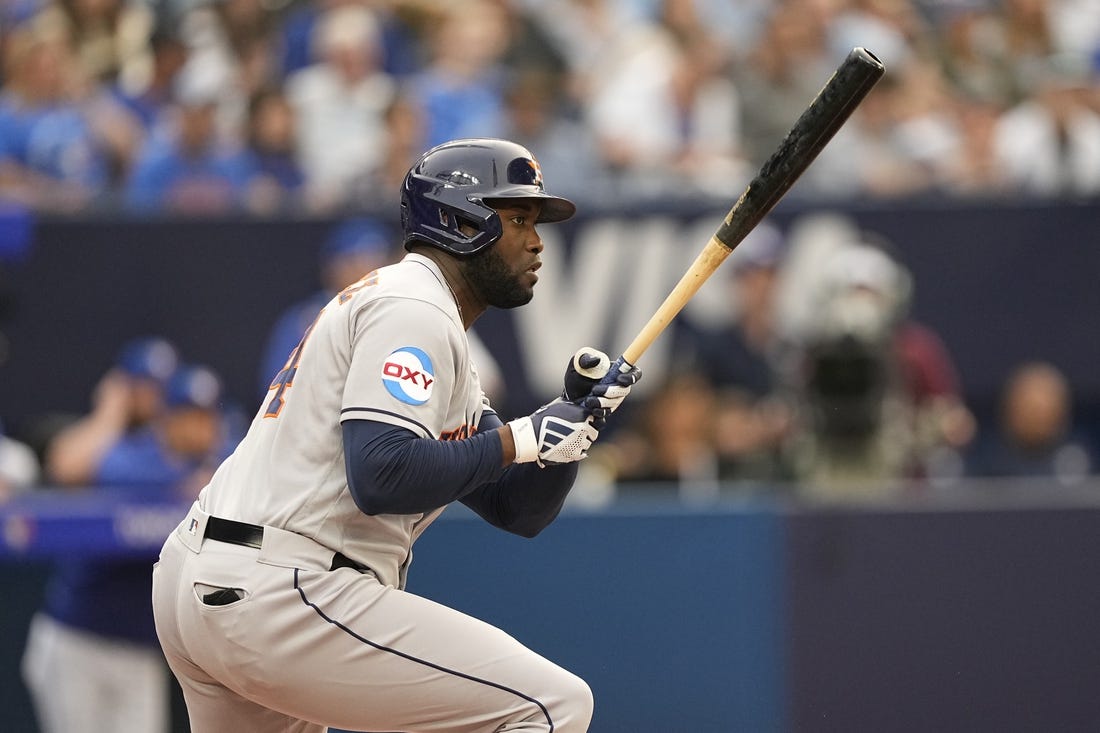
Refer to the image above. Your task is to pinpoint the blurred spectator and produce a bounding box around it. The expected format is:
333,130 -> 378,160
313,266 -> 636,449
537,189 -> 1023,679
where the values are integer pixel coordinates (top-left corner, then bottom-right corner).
370,90 -> 428,203
500,69 -> 611,201
54,0 -> 154,85
124,54 -> 252,213
572,0 -> 749,197
659,0 -> 750,194
496,0 -> 569,78
285,3 -> 396,211
681,222 -> 795,483
932,2 -> 1020,106
258,218 -> 396,392
408,0 -> 511,147
589,370 -> 721,499
0,10 -> 140,210
733,0 -> 838,172
175,0 -> 281,133
1000,0 -> 1057,82
25,355 -> 231,733
784,236 -> 974,498
967,360 -> 1095,483
941,96 -> 1010,195
992,51 -> 1100,196
802,57 -> 963,199
1046,0 -> 1100,61
0,418 -> 40,501
241,85 -> 305,214
0,0 -> 1098,211
46,336 -> 179,485
277,0 -> 423,80
110,27 -> 189,131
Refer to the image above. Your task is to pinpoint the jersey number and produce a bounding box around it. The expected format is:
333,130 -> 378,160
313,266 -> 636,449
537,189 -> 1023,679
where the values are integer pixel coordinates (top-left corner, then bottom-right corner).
264,311 -> 322,418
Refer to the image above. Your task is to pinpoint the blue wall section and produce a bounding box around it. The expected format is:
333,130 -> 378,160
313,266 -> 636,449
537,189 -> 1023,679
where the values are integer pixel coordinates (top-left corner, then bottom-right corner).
785,503 -> 1100,733
5,491 -> 1100,733
404,504 -> 787,733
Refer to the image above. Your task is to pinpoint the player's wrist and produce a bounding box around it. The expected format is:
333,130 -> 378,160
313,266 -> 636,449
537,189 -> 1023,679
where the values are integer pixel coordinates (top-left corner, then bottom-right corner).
505,416 -> 539,464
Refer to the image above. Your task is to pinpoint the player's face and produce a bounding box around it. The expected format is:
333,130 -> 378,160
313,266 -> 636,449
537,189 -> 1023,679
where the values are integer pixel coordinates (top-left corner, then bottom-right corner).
465,201 -> 544,309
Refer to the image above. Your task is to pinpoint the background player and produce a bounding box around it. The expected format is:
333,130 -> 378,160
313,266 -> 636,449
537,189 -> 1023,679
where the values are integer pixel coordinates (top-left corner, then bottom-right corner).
152,138 -> 640,733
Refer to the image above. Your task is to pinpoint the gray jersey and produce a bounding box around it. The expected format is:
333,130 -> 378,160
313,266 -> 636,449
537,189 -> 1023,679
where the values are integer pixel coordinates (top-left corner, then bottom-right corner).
199,252 -> 485,588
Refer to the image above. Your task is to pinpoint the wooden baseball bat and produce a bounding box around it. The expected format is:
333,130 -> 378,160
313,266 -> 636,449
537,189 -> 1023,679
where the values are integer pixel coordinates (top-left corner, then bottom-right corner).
612,47 -> 885,373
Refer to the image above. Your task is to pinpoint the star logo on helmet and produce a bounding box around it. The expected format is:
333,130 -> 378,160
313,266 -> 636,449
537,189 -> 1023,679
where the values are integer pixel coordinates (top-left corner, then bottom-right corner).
527,159 -> 544,188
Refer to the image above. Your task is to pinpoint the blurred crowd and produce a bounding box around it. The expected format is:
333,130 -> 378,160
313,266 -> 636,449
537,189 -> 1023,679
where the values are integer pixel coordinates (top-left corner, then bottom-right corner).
0,0 -> 1099,216
579,217 -> 1098,502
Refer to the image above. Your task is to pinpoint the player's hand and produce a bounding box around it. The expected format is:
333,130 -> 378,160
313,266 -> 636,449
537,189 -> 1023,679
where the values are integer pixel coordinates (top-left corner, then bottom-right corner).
562,347 -> 611,402
507,399 -> 599,467
583,361 -> 643,427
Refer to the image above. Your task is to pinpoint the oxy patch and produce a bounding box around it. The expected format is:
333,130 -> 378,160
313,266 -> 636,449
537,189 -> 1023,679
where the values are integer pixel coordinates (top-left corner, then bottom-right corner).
382,347 -> 436,405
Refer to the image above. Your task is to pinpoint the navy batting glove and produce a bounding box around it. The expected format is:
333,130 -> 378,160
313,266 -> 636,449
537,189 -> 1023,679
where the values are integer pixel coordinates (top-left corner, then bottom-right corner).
507,399 -> 599,467
583,363 -> 642,428
562,347 -> 611,402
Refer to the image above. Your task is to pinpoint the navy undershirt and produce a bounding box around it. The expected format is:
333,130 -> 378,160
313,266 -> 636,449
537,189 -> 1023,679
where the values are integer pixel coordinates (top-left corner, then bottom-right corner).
342,415 -> 579,538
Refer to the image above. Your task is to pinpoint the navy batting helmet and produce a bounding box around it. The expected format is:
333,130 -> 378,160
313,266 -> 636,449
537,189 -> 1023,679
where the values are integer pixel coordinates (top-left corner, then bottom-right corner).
400,138 -> 576,256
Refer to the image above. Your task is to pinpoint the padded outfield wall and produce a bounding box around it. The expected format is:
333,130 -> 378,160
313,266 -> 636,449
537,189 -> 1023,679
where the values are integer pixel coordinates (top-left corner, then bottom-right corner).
3,488 -> 1100,732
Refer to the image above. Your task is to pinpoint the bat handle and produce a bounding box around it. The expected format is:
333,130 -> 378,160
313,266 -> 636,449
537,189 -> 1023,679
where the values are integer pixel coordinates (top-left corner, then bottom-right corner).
598,355 -> 637,386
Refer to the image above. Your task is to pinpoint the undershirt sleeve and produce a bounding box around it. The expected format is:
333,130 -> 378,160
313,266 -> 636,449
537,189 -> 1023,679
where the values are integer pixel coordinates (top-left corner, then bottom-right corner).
343,416 -> 579,537
342,419 -> 505,515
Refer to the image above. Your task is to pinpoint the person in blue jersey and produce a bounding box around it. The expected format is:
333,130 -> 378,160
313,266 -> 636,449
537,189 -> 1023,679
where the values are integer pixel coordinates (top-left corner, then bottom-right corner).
124,58 -> 252,214
24,360 -> 232,733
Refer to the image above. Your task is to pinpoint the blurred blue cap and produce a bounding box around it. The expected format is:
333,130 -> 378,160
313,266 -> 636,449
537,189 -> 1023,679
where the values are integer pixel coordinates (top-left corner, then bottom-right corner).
116,337 -> 179,383
164,365 -> 223,410
321,219 -> 392,264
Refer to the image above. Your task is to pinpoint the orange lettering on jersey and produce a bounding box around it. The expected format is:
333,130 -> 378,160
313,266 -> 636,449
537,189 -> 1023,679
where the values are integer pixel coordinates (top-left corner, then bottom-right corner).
439,424 -> 477,441
338,270 -> 380,304
264,307 -> 324,418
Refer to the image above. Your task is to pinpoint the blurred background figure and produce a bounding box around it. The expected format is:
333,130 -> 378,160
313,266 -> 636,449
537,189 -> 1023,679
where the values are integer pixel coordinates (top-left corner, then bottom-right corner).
967,360 -> 1095,484
25,346 -> 232,733
500,68 -> 610,202
241,84 -> 305,214
0,417 -> 39,502
109,27 -> 189,133
258,218 -> 396,393
783,235 -> 974,498
124,54 -> 251,213
284,3 -> 395,212
681,221 -> 795,486
408,0 -> 511,148
0,8 -> 140,211
992,50 -> 1100,196
586,370 -> 720,502
45,336 -> 179,485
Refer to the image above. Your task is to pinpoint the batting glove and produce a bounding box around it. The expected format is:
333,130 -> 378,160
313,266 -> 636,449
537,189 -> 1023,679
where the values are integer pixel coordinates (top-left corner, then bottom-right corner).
562,347 -> 612,402
508,399 -> 599,467
583,359 -> 643,426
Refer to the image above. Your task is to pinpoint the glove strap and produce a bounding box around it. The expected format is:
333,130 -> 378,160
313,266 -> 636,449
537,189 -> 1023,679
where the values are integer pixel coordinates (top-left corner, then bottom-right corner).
507,416 -> 539,464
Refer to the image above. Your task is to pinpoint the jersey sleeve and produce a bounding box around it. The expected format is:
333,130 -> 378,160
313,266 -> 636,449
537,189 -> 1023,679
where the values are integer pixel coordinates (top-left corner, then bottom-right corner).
340,295 -> 460,440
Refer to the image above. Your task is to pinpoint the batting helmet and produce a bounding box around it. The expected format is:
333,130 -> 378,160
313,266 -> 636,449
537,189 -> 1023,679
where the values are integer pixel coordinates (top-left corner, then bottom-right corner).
400,138 -> 576,256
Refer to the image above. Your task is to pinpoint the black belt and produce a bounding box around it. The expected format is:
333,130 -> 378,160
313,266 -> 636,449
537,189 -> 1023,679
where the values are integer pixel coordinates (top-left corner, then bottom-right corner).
203,516 -> 366,572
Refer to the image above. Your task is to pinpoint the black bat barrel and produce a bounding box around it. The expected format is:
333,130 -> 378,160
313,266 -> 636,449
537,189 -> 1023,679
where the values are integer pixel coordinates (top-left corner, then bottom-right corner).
715,47 -> 885,250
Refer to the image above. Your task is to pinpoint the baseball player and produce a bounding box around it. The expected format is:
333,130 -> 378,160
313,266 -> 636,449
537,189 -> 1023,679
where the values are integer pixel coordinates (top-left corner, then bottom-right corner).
152,138 -> 641,733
